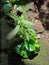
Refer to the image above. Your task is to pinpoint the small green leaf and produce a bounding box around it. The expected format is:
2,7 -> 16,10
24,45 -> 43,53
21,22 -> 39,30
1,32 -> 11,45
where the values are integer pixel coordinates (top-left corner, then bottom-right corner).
35,40 -> 41,48
28,29 -> 36,37
7,25 -> 20,40
24,41 -> 36,51
2,4 -> 12,13
15,44 -> 21,54
21,50 -> 28,58
26,32 -> 29,41
19,15 -> 34,26
29,44 -> 36,51
24,41 -> 28,50
29,38 -> 36,44
17,6 -> 23,12
7,13 -> 19,21
22,20 -> 33,26
15,44 -> 28,58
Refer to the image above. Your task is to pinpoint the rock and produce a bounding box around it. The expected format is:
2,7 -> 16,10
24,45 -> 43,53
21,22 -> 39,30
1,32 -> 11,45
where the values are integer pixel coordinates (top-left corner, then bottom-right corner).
45,33 -> 49,41
33,19 -> 44,33
26,2 -> 39,21
26,2 -> 35,12
47,0 -> 49,2
36,34 -> 41,39
41,35 -> 45,38
27,12 -> 39,20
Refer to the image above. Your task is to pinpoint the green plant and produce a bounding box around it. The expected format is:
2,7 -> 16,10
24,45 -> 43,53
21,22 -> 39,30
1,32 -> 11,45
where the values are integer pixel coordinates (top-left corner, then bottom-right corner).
2,1 -> 23,14
1,0 -> 41,59
2,3 -> 12,13
1,0 -> 17,3
7,12 -> 41,58
1,0 -> 26,4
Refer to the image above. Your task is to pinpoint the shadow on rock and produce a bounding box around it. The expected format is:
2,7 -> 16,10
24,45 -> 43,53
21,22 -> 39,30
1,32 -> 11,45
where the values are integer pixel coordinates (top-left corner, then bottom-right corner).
8,49 -> 25,65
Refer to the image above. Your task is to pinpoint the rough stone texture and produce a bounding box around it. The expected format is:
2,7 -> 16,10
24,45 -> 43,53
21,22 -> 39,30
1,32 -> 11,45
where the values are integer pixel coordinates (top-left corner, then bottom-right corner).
33,19 -> 44,33
27,12 -> 39,20
42,31 -> 49,41
26,2 -> 35,12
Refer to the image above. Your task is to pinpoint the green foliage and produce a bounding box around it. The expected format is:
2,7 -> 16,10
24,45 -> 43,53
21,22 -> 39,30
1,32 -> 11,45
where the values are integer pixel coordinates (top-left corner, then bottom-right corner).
7,13 -> 34,39
15,40 -> 40,58
7,12 -> 41,58
2,3 -> 12,13
7,25 -> 20,40
1,0 -> 9,3
9,0 -> 16,3
7,12 -> 19,20
1,0 -> 41,59
1,0 -> 26,4
1,0 -> 16,3
24,41 -> 36,51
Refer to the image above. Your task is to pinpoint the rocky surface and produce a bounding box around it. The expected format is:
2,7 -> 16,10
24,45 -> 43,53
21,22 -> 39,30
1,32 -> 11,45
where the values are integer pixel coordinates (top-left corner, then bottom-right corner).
33,19 -> 44,33
1,1 -> 49,65
1,16 -> 49,65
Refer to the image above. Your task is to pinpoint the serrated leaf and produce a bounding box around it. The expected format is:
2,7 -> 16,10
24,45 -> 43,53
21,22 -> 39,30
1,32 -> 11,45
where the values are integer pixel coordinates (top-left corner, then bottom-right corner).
6,25 -> 20,40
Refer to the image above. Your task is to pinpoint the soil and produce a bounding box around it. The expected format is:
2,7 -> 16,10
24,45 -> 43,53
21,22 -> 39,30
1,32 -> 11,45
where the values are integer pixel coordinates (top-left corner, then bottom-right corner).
0,0 -> 49,65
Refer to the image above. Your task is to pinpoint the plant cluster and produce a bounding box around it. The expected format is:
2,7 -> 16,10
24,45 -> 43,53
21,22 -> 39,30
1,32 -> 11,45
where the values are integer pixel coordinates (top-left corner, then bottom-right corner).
7,13 -> 40,58
1,0 -> 41,59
